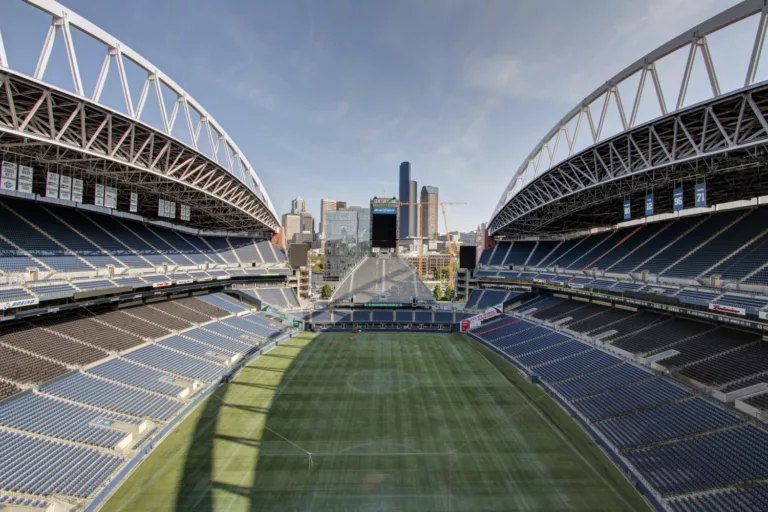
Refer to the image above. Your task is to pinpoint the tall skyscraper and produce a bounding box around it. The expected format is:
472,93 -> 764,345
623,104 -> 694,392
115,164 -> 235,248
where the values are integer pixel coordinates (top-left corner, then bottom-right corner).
324,207 -> 371,280
420,185 -> 439,240
300,212 -> 314,234
291,196 -> 306,214
409,180 -> 417,237
398,162 -> 411,239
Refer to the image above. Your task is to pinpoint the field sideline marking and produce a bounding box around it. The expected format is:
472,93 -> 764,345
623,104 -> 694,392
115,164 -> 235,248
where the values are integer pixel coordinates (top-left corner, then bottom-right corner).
474,348 -> 642,512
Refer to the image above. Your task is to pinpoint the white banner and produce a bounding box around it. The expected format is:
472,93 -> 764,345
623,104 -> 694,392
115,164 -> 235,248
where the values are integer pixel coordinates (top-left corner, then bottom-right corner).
105,186 -> 117,209
46,172 -> 60,198
760,311 -> 768,321
569,283 -> 584,289
130,192 -> 138,212
158,198 -> 165,217
152,281 -> 172,289
708,303 -> 746,317
17,165 -> 33,194
164,200 -> 171,218
72,178 -> 83,202
1,297 -> 39,311
460,303 -> 504,332
59,175 -> 72,201
174,278 -> 193,285
1,161 -> 17,191
170,201 -> 176,219
94,184 -> 104,206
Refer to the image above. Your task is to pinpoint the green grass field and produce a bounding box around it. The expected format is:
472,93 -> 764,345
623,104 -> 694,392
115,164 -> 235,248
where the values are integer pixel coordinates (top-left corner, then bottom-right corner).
101,332 -> 649,511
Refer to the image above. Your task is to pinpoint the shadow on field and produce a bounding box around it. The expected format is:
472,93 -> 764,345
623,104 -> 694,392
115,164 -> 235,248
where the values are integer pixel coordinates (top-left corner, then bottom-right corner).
173,334 -> 316,511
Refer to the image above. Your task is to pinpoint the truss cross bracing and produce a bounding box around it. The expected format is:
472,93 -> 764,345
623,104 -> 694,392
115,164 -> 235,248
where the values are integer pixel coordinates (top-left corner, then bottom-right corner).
490,0 -> 768,237
0,0 -> 278,232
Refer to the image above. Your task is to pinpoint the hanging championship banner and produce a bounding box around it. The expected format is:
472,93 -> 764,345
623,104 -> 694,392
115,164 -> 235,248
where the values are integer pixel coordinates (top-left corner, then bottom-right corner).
1,161 -> 17,191
645,194 -> 654,216
46,172 -> 60,198
94,184 -> 104,206
130,192 -> 138,213
673,187 -> 683,212
695,183 -> 707,208
59,175 -> 72,201
72,178 -> 83,203
170,201 -> 176,219
158,198 -> 165,217
623,199 -> 631,220
17,165 -> 33,194
105,186 -> 117,209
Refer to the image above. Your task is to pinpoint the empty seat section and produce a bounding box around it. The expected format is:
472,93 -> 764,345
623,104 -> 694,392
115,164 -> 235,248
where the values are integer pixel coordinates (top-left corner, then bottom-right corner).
611,317 -> 713,355
87,358 -> 187,396
198,293 -> 249,313
147,225 -> 208,264
488,242 -> 510,266
0,325 -> 107,366
518,339 -> 590,367
563,231 -> 619,270
283,288 -> 300,308
228,238 -> 262,263
159,335 -> 236,362
650,327 -> 760,368
538,237 -> 586,267
0,429 -> 124,497
434,312 -> 454,324
590,223 -> 666,271
0,200 -> 93,271
48,206 -> 150,268
573,378 -> 691,420
600,311 -> 667,341
598,397 -> 742,449
148,301 -> 211,324
27,282 -> 76,299
664,208 -> 764,277
502,242 -> 536,266
256,240 -> 278,263
41,372 -> 182,420
72,279 -> 115,290
0,393 -> 139,447
184,328 -> 255,353
352,311 -> 371,323
180,297 -> 230,318
0,237 -> 40,273
176,232 -> 224,263
121,222 -> 193,266
526,240 -> 560,268
34,315 -> 144,352
201,236 -> 238,264
124,345 -> 224,382
91,216 -> 171,266
476,290 -> 510,309
0,346 -> 67,384
534,349 -> 619,382
257,288 -> 289,308
642,211 -> 741,274
565,307 -> 635,334
0,380 -> 21,400
122,305 -> 191,331
478,247 -> 494,266
464,290 -> 483,309
679,342 -> 768,386
608,216 -> 698,273
668,484 -> 768,512
625,425 -> 768,495
553,363 -> 651,399
86,310 -> 169,339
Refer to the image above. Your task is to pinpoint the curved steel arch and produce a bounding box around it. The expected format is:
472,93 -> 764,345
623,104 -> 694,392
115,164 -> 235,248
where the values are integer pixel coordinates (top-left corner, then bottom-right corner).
0,0 -> 279,231
490,0 -> 768,235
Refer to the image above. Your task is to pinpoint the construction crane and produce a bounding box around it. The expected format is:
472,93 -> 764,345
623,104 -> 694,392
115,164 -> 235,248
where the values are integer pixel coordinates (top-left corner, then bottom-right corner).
397,200 -> 466,280
441,203 -> 459,288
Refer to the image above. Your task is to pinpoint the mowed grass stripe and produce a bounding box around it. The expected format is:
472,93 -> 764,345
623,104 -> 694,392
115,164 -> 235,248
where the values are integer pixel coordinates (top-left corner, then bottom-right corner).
102,332 -> 649,512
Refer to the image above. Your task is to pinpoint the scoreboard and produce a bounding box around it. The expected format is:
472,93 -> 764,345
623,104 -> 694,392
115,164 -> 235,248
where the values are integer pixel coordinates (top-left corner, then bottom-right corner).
370,197 -> 399,249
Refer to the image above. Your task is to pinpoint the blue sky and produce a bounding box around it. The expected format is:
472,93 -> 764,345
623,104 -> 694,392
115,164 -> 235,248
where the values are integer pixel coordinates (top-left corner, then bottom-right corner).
1,0 -> 755,231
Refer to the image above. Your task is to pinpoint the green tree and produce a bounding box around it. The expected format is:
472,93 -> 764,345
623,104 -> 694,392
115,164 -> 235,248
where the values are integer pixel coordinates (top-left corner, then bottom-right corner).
443,286 -> 455,302
433,283 -> 442,301
321,284 -> 333,299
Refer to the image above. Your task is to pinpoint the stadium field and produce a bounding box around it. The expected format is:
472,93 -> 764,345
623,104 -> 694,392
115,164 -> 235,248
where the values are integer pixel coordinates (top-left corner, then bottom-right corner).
101,332 -> 649,511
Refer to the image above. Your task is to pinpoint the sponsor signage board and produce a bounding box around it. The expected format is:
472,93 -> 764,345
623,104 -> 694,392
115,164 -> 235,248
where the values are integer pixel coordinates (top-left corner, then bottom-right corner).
1,297 -> 39,310
174,278 -> 193,285
152,281 -> 172,288
372,206 -> 397,214
460,304 -> 503,332
623,199 -> 631,220
708,303 -> 746,316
